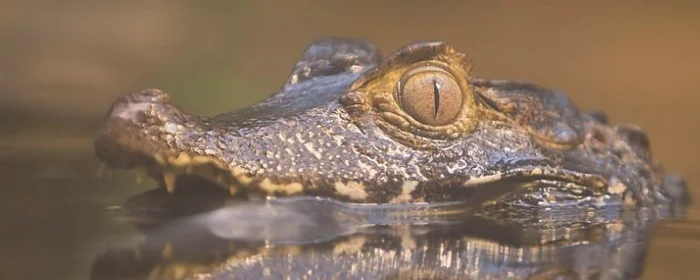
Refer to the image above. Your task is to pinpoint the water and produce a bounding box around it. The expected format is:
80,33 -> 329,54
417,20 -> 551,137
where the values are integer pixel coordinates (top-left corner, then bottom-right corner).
1,155 -> 696,279
3,1 -> 700,279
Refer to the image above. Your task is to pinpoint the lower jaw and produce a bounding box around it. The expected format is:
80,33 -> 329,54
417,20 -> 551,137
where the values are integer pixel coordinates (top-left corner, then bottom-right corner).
109,152 -> 618,214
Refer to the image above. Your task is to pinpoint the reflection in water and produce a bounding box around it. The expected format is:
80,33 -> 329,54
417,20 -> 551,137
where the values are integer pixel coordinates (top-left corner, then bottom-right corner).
205,198 -> 472,245
91,189 -> 688,280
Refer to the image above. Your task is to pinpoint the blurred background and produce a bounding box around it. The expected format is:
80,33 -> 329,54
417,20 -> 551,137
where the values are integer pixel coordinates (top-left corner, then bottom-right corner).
1,1 -> 699,279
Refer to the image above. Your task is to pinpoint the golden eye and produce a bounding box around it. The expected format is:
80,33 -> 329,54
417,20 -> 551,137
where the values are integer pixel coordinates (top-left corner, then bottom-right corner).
397,66 -> 463,126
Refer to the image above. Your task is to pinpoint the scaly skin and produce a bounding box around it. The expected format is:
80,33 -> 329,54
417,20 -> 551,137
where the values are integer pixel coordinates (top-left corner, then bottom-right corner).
94,37 -> 687,207
91,37 -> 691,280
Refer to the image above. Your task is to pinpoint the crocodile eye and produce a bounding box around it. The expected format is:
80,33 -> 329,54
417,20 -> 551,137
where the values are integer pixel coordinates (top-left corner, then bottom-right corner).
397,66 -> 463,126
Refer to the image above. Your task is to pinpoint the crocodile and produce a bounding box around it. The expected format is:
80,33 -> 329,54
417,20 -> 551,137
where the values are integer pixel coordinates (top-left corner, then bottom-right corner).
94,37 -> 687,208
91,37 -> 691,280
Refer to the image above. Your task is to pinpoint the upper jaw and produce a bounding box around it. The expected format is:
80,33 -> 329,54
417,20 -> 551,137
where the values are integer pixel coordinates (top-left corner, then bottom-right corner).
91,89 -> 618,205
94,89 -> 262,197
93,88 -> 364,200
94,88 -> 191,169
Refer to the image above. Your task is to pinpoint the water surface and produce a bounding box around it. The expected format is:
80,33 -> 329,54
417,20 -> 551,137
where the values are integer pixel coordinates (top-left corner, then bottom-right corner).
1,154 -> 697,279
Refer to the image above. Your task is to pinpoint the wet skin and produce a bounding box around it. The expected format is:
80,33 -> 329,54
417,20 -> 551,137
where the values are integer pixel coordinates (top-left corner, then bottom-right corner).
94,37 -> 688,208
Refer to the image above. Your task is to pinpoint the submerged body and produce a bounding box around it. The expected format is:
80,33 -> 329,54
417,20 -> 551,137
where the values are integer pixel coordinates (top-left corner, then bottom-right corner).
94,38 -> 687,209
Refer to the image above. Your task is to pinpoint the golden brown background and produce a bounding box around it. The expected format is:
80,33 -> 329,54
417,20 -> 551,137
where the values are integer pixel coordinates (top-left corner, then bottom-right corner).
1,1 -> 699,279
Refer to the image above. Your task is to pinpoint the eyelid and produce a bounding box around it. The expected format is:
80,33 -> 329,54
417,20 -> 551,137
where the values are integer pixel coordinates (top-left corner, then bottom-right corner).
399,65 -> 454,87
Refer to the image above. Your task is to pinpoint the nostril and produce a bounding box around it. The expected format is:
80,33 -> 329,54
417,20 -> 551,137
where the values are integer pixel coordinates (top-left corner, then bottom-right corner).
105,89 -> 174,121
105,99 -> 153,122
125,88 -> 171,104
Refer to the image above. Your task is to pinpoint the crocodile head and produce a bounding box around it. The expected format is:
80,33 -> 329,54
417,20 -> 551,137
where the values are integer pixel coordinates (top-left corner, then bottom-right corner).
94,37 -> 687,206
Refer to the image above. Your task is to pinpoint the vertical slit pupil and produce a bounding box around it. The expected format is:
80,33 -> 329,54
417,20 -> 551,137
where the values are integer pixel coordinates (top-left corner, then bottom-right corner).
433,80 -> 440,119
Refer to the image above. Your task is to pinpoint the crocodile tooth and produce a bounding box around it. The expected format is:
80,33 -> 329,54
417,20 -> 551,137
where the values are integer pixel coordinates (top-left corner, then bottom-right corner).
97,163 -> 106,178
97,164 -> 113,178
153,153 -> 167,165
135,167 -> 146,185
133,247 -> 142,261
161,241 -> 173,260
163,171 -> 177,193
229,185 -> 238,196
